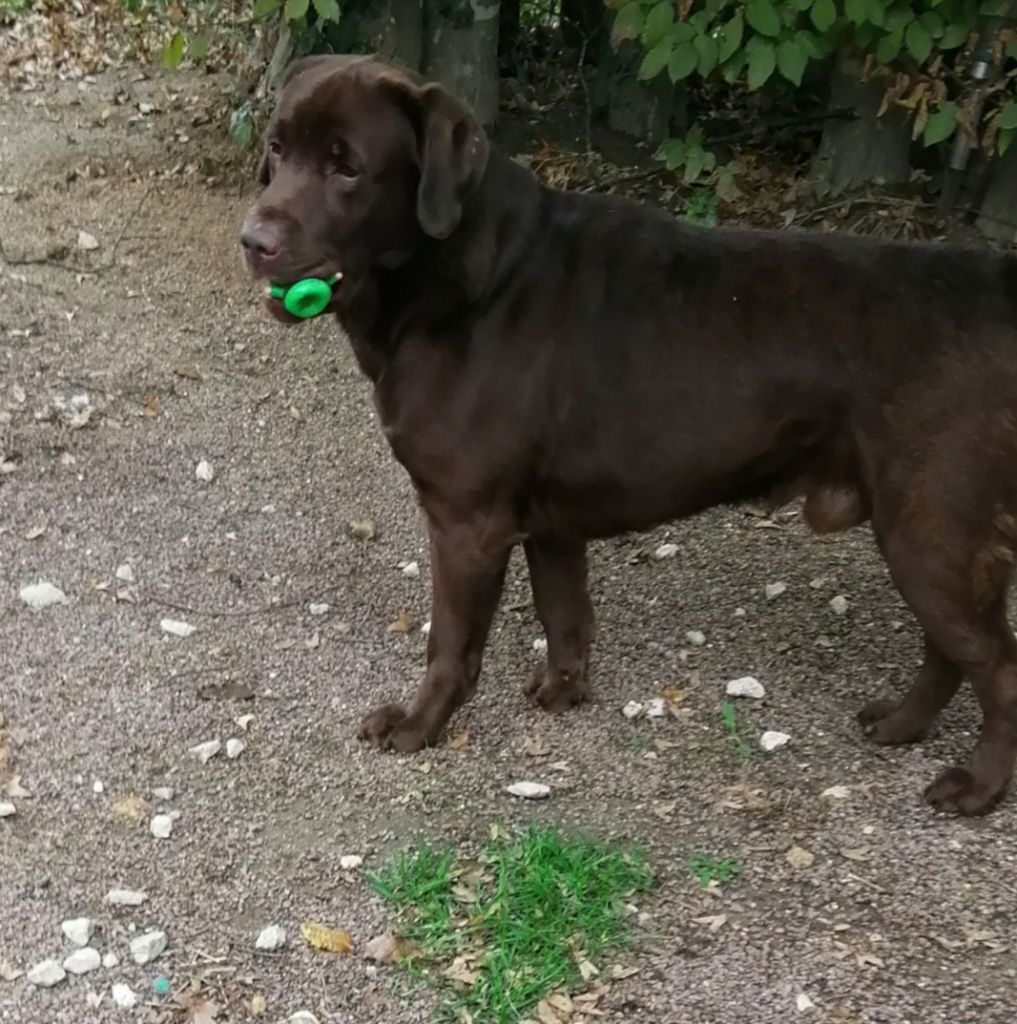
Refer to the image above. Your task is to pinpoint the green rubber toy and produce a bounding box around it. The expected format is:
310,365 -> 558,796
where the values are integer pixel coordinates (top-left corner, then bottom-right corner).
268,275 -> 340,319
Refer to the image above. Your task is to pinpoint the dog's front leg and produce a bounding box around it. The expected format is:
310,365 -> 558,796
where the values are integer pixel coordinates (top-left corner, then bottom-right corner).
359,515 -> 513,752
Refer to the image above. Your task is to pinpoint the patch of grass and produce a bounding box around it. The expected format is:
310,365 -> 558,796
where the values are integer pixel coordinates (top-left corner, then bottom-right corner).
688,852 -> 742,888
721,700 -> 752,761
369,826 -> 652,1024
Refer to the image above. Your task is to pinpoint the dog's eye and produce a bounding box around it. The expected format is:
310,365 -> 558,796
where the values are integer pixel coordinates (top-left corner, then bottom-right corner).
330,143 -> 359,180
268,140 -> 282,157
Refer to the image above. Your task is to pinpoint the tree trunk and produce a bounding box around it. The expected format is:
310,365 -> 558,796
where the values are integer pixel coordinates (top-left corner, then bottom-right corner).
976,145 -> 1017,243
591,40 -> 681,145
423,0 -> 501,126
498,0 -> 520,70
813,57 -> 911,197
368,0 -> 424,70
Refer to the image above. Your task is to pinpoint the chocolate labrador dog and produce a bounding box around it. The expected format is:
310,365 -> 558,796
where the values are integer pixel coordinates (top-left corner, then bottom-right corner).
242,54 -> 1017,815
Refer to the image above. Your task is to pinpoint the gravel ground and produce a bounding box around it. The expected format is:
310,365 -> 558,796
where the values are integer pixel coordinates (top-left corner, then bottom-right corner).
2,68 -> 1017,1024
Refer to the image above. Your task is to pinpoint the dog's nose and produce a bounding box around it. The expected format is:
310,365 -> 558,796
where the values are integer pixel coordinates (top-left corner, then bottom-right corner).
240,218 -> 282,262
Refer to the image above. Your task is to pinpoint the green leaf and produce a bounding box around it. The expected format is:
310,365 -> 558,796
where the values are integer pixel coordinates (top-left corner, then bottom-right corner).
776,39 -> 807,86
1000,126 -> 1014,156
672,22 -> 698,43
876,26 -> 902,64
312,0 -> 340,21
866,0 -> 885,27
638,37 -> 673,81
658,138 -> 687,171
923,101 -> 957,146
641,1 -> 673,49
188,32 -> 209,60
695,33 -> 718,76
229,104 -> 254,149
283,0 -> 310,22
717,14 -> 743,63
745,0 -> 780,38
999,100 -> 1017,131
721,50 -> 746,83
746,42 -> 776,90
794,29 -> 822,59
940,23 -> 970,49
845,0 -> 867,26
918,10 -> 943,37
253,0 -> 281,17
162,30 -> 185,70
905,20 -> 932,63
810,0 -> 836,34
668,40 -> 699,82
610,2 -> 643,45
684,147 -> 704,183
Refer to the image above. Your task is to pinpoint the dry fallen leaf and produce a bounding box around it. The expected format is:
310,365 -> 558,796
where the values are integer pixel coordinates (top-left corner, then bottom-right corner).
112,794 -> 149,821
786,845 -> 815,870
449,728 -> 469,751
363,932 -> 404,965
652,800 -> 676,820
24,522 -> 47,541
388,611 -> 414,634
142,392 -> 160,418
177,990 -> 220,1024
249,993 -> 267,1016
5,775 -> 30,799
300,921 -> 354,955
174,363 -> 202,381
856,952 -> 885,969
0,960 -> 23,982
692,914 -> 727,933
442,956 -> 477,987
349,518 -> 377,541
522,734 -> 550,757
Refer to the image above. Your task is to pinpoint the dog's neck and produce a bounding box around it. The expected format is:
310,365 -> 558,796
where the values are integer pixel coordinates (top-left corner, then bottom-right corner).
336,150 -> 544,377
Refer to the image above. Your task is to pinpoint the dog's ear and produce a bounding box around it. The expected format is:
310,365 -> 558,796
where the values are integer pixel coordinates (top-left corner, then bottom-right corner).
407,83 -> 489,240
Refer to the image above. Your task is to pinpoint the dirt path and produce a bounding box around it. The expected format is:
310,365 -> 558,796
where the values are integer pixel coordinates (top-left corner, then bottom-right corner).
2,68 -> 1016,1024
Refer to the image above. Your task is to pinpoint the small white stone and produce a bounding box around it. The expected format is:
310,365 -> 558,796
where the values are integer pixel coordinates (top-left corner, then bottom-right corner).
288,1014 -> 321,1024
340,855 -> 363,870
27,959 -> 65,987
102,952 -> 119,969
106,888 -> 147,906
765,581 -> 787,600
62,947 -> 101,975
646,698 -> 667,719
733,607 -> 746,618
188,739 -> 221,763
111,982 -> 137,1008
420,620 -> 432,636
152,786 -> 174,801
532,637 -> 548,654
235,715 -> 254,732
506,781 -> 550,800
400,560 -> 420,578
726,676 -> 765,700
226,737 -> 245,759
150,814 -> 173,839
0,802 -> 15,818
621,700 -> 644,720
654,542 -> 679,560
796,992 -> 816,1013
160,617 -> 196,637
195,459 -> 214,482
760,730 -> 791,752
685,630 -> 706,646
821,785 -> 851,801
255,925 -> 286,951
61,917 -> 95,947
115,563 -> 135,583
92,779 -> 104,794
308,602 -> 330,616
829,595 -> 849,615
19,581 -> 68,609
129,930 -> 167,965
77,230 -> 100,251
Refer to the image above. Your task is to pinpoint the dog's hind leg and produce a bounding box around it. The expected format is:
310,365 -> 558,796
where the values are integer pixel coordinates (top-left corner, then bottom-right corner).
875,509 -> 1017,815
523,538 -> 594,712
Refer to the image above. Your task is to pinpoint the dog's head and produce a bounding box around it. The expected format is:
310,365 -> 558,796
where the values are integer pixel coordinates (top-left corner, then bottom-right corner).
240,55 -> 489,322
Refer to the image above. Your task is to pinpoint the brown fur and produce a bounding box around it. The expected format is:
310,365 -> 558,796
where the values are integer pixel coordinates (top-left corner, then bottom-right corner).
242,55 -> 1017,815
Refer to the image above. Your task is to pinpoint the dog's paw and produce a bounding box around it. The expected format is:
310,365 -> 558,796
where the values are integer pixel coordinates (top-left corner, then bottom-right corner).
857,698 -> 930,745
924,766 -> 1006,816
524,665 -> 587,714
358,703 -> 430,752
